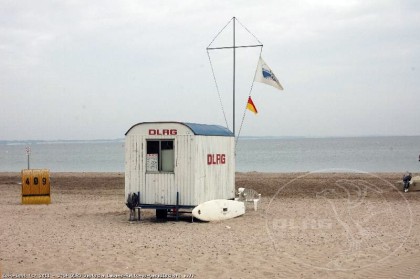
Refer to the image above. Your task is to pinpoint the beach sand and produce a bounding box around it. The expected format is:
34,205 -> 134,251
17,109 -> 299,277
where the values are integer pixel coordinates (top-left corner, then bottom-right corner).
1,172 -> 420,278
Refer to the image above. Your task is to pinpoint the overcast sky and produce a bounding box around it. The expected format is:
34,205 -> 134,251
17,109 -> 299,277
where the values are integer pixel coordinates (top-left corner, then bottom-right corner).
1,0 -> 419,140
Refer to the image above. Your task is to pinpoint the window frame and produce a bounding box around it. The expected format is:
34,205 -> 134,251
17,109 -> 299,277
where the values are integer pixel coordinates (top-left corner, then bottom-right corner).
146,139 -> 175,173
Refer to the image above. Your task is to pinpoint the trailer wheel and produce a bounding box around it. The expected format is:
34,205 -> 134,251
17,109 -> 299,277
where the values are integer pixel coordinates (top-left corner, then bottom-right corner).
156,209 -> 167,219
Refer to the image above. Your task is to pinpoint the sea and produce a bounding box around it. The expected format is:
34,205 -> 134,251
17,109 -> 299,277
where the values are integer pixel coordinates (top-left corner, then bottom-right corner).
0,136 -> 419,173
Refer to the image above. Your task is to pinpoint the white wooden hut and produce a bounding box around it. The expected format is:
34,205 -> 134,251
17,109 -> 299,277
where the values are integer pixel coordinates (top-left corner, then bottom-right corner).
125,121 -> 235,218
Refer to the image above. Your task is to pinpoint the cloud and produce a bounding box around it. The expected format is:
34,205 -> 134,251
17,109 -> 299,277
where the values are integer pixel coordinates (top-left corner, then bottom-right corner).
1,0 -> 419,139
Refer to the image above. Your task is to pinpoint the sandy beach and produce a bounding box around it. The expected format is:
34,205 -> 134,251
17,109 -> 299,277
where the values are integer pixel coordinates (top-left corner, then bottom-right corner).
1,172 -> 420,278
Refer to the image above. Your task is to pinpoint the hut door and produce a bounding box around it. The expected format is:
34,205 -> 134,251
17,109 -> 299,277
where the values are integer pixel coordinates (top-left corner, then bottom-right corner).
145,140 -> 176,204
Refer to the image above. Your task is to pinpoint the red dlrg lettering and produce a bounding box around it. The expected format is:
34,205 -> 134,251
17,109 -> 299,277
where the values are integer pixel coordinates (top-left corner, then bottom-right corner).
148,129 -> 177,135
207,154 -> 226,165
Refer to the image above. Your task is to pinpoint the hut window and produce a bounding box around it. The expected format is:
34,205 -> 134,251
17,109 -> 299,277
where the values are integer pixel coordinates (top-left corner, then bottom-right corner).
146,140 -> 174,172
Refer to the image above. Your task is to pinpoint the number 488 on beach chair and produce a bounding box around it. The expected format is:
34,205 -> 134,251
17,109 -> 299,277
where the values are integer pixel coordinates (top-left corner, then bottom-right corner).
21,169 -> 51,204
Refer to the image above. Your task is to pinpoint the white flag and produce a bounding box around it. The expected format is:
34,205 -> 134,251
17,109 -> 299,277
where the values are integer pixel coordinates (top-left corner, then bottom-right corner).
254,57 -> 283,90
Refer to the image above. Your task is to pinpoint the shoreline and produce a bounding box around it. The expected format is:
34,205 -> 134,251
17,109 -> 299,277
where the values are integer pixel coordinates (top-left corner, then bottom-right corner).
0,170 -> 416,174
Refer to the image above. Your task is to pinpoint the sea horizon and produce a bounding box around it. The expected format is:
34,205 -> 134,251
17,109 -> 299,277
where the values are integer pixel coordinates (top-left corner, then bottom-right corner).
1,135 -> 419,173
2,134 -> 420,145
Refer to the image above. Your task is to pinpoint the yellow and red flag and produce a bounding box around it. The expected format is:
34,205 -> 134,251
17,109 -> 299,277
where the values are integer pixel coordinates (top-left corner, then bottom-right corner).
246,96 -> 258,114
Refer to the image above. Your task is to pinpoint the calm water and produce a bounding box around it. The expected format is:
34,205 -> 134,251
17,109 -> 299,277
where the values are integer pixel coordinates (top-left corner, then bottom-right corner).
0,136 -> 419,173
236,136 -> 420,173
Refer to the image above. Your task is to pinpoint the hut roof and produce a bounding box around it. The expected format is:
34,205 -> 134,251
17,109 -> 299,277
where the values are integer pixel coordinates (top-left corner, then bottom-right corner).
125,122 -> 234,137
183,123 -> 233,136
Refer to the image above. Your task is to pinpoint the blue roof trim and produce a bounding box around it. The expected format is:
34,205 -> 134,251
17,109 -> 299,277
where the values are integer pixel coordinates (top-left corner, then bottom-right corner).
183,123 -> 233,137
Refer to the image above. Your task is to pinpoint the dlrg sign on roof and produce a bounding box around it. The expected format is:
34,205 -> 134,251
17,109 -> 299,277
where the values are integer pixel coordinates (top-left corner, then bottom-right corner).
125,122 -> 235,218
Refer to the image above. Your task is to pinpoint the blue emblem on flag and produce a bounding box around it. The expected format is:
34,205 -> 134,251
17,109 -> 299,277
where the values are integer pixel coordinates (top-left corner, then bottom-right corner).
262,67 -> 278,82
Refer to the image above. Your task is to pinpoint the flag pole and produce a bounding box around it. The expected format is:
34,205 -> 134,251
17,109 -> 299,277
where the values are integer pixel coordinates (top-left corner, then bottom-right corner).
206,17 -> 263,136
233,17 -> 236,137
